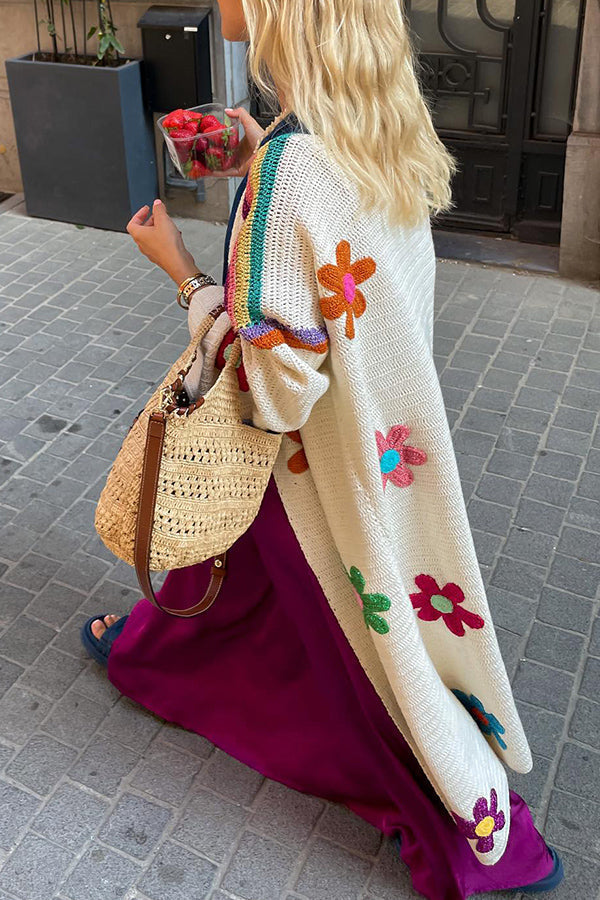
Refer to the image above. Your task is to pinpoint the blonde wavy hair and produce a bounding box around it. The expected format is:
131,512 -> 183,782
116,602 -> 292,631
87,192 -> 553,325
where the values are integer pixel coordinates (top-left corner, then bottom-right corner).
241,0 -> 456,228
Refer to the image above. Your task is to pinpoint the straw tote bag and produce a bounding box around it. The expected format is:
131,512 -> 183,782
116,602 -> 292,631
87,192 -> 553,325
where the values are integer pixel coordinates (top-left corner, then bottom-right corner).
95,305 -> 283,617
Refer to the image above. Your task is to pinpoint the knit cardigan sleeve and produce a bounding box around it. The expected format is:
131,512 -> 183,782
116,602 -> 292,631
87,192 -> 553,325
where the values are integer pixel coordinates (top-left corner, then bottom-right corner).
224,134 -> 330,433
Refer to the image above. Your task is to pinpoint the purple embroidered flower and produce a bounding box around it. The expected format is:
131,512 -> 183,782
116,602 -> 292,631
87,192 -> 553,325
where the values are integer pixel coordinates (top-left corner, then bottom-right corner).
452,789 -> 506,853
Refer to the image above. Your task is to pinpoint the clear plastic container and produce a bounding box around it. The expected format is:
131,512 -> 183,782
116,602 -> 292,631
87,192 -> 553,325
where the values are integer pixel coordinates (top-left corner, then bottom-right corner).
157,103 -> 241,180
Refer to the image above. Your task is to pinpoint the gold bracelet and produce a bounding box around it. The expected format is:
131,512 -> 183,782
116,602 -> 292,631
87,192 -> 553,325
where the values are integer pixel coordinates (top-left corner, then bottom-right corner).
178,272 -> 203,290
176,272 -> 217,310
177,272 -> 203,301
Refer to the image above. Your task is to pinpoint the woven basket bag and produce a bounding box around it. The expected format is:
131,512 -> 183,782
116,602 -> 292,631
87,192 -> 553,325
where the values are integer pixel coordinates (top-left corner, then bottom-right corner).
95,306 -> 282,617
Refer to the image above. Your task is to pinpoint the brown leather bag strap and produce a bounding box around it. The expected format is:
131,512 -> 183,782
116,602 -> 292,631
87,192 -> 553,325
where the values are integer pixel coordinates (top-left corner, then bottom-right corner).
134,411 -> 227,617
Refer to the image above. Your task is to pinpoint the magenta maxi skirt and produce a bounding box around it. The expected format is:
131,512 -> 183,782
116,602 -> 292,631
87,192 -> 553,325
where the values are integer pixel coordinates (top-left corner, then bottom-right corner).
107,478 -> 553,900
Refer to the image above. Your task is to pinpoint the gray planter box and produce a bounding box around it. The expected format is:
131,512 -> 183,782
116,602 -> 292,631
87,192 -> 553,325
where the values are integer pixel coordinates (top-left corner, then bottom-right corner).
5,54 -> 158,232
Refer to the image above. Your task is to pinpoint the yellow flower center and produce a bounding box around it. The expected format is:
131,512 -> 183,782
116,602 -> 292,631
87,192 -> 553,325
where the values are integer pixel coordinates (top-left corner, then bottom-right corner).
474,816 -> 496,837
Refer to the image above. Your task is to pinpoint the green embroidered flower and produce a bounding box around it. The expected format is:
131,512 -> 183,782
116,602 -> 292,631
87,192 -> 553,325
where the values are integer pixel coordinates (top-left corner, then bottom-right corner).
348,566 -> 391,634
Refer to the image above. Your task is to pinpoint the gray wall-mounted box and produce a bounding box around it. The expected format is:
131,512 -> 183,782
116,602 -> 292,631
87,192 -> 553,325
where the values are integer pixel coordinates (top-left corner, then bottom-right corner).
137,5 -> 212,112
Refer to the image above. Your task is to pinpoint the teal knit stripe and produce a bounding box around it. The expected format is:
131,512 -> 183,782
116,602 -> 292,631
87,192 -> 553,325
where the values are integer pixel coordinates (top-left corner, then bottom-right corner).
246,133 -> 293,324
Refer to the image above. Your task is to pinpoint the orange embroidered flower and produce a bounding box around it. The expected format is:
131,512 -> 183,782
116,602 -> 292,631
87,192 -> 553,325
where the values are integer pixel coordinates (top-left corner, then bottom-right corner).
286,431 -> 309,474
317,240 -> 376,340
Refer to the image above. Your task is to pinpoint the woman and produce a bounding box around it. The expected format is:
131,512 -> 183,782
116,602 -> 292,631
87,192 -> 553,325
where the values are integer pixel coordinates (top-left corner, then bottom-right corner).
82,1 -> 563,897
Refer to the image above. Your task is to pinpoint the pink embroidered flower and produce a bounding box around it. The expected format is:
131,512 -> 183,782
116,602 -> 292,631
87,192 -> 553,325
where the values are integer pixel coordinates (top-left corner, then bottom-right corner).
409,574 -> 484,637
375,425 -> 427,489
452,789 -> 506,854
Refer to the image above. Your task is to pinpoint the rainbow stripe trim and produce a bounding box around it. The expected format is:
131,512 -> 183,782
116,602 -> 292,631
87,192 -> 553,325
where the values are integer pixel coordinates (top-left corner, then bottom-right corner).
225,134 -> 329,354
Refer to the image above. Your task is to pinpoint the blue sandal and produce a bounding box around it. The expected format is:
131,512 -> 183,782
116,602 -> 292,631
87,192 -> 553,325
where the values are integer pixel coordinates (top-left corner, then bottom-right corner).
518,846 -> 564,894
80,613 -> 129,667
393,836 -> 563,894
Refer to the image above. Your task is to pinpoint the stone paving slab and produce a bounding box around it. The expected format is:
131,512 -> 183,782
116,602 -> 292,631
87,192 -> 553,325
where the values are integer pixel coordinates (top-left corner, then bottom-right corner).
0,205 -> 598,900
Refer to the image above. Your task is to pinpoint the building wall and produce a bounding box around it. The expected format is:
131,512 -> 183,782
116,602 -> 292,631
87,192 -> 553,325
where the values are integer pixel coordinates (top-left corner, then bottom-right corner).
560,0 -> 600,281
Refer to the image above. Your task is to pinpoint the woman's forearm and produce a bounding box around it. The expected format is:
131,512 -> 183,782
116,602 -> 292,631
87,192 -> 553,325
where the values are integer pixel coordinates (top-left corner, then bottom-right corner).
167,250 -> 202,287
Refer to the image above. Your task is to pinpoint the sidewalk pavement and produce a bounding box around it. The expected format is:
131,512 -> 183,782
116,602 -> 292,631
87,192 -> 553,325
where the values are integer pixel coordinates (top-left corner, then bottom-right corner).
0,200 -> 598,900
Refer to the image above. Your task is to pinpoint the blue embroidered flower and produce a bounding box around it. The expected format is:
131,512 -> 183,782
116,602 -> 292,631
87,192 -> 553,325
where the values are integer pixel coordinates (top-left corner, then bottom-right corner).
452,690 -> 507,750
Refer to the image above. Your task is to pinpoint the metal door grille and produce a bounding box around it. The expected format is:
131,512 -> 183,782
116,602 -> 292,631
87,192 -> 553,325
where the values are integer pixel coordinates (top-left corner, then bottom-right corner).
408,0 -> 585,243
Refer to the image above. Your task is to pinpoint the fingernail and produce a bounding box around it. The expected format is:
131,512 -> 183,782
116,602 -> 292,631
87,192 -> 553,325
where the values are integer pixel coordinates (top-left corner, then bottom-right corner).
154,198 -> 162,205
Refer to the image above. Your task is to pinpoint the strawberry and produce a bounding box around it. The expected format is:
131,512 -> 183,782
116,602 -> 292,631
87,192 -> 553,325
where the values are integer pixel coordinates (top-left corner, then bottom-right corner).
205,146 -> 227,171
164,109 -> 203,132
193,134 -> 209,156
163,108 -> 188,130
186,159 -> 208,179
222,127 -> 239,150
199,114 -> 224,134
182,113 -> 202,134
169,127 -> 195,162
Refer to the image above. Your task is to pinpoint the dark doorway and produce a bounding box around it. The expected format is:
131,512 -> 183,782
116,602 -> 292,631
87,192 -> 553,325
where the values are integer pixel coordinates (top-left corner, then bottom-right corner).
408,0 -> 586,244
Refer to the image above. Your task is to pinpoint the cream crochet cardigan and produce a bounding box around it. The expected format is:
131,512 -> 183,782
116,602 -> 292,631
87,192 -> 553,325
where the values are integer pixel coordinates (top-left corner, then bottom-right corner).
184,131 -> 532,866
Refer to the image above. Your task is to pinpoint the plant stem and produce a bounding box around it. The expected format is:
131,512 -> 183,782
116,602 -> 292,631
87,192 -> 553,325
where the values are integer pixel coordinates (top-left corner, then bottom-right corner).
33,0 -> 42,59
33,0 -> 41,55
46,0 -> 58,58
96,0 -> 103,64
68,0 -> 78,57
83,0 -> 87,58
60,0 -> 67,55
106,0 -> 118,59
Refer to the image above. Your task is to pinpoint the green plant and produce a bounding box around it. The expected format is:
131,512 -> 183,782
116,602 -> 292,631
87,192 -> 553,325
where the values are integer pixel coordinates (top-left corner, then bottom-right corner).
33,0 -> 124,64
88,0 -> 124,63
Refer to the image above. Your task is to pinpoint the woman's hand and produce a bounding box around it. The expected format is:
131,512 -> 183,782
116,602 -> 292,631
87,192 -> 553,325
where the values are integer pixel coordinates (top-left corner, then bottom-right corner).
218,107 -> 265,178
126,198 -> 199,285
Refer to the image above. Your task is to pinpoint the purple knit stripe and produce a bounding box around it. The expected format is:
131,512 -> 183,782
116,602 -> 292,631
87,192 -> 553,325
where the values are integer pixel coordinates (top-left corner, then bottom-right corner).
241,318 -> 329,347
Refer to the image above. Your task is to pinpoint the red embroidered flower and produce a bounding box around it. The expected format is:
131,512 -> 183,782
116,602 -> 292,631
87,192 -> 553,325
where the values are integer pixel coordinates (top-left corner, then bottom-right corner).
317,240 -> 376,340
409,574 -> 484,637
286,431 -> 309,474
216,328 -> 249,391
376,425 -> 427,489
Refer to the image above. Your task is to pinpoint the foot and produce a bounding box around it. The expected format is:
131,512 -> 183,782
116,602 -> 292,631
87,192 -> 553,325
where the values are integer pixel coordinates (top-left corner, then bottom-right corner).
91,614 -> 120,640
